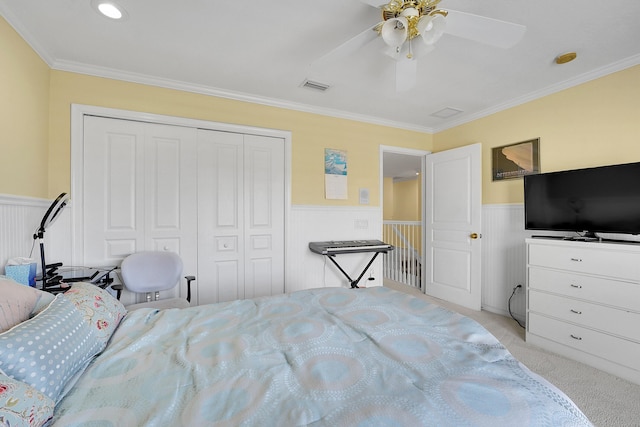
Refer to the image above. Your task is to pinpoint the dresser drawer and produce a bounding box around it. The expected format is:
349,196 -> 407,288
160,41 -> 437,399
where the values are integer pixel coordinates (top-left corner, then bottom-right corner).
528,313 -> 640,372
528,243 -> 640,281
528,267 -> 640,312
529,290 -> 640,342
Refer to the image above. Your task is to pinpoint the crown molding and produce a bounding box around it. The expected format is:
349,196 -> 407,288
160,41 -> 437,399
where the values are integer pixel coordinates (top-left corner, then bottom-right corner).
52,59 -> 436,134
0,5 -> 433,134
4,5 -> 638,136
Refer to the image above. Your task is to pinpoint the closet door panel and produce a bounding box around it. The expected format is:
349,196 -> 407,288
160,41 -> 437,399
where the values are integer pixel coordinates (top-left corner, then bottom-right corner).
147,136 -> 181,229
144,125 -> 198,302
83,117 -> 197,305
244,135 -> 285,299
197,129 -> 244,304
217,260 -> 241,303
216,144 -> 242,228
83,116 -> 145,265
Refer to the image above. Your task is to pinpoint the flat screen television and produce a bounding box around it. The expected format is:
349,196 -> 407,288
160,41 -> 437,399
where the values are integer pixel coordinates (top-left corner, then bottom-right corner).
523,162 -> 640,237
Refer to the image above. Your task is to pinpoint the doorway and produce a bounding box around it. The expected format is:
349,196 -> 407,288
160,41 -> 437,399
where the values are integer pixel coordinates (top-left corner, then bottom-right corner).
381,144 -> 483,310
380,146 -> 428,291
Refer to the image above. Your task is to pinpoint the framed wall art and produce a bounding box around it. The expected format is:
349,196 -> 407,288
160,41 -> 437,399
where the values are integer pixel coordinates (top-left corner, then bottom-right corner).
492,138 -> 540,181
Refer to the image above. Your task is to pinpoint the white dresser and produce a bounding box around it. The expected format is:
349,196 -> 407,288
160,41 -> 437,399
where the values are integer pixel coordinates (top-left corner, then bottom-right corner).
525,238 -> 640,385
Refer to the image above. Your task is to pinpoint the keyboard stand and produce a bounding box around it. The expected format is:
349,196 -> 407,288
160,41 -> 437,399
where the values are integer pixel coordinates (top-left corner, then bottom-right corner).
326,251 -> 384,288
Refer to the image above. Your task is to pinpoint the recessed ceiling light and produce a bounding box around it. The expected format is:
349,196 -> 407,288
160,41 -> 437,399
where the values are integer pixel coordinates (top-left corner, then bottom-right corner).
92,1 -> 127,20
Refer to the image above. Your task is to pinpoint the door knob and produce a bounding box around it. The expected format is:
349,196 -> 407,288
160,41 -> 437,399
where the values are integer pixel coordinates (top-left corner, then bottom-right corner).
470,233 -> 480,239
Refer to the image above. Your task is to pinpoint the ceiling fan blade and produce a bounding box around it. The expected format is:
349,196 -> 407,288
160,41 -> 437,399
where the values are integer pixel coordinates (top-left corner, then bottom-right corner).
359,0 -> 385,7
311,24 -> 380,69
444,9 -> 526,49
396,58 -> 417,92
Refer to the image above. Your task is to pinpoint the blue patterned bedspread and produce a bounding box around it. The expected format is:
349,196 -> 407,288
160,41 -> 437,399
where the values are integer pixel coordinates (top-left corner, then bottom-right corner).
51,287 -> 591,426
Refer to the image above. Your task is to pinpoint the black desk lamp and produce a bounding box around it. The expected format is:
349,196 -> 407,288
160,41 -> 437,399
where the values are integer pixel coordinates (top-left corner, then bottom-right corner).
33,193 -> 69,291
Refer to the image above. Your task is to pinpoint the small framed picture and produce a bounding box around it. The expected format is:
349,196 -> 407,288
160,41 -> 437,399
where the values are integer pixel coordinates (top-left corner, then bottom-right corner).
492,138 -> 540,181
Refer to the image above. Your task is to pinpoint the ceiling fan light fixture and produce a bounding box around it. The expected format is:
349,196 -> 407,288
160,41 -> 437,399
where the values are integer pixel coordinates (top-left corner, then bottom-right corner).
381,17 -> 408,48
400,7 -> 419,18
418,14 -> 446,45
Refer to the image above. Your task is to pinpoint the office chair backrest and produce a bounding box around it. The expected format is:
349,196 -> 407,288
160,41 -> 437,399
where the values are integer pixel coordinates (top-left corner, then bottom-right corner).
121,251 -> 183,294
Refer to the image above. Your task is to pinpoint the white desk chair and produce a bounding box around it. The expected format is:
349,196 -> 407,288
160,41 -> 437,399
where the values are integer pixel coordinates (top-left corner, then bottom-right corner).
120,251 -> 195,310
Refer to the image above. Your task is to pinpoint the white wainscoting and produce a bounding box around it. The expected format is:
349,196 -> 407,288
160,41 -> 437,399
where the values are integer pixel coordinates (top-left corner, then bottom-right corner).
0,195 -> 50,273
481,204 -> 532,323
0,194 -> 73,276
289,204 -> 534,322
1,195 -> 541,323
286,205 -> 384,293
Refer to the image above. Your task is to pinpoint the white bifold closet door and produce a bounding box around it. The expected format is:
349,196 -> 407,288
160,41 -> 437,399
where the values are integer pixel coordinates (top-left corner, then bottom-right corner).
196,129 -> 285,305
82,116 -> 285,306
83,116 -> 198,305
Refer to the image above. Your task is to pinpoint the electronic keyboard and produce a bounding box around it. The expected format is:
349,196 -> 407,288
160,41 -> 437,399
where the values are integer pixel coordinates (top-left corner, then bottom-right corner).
308,240 -> 393,255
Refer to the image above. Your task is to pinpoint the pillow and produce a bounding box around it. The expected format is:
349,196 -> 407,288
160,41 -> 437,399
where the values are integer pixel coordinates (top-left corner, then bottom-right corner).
30,289 -> 55,317
63,282 -> 127,349
0,294 -> 102,403
0,276 -> 51,333
0,372 -> 54,427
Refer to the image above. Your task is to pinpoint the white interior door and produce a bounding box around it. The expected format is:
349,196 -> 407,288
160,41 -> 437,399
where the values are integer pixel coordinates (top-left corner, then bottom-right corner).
82,116 -> 197,305
425,143 -> 482,310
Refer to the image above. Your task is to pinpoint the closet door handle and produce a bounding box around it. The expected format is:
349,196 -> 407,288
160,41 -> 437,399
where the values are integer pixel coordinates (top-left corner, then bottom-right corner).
570,334 -> 583,341
570,309 -> 582,315
570,258 -> 583,262
570,284 -> 582,289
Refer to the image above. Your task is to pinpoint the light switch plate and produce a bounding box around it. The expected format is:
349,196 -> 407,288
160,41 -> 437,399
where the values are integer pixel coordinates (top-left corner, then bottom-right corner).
359,188 -> 369,205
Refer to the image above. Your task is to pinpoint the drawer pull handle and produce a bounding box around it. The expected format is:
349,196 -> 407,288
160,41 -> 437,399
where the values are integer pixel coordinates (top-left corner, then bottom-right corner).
570,284 -> 582,289
570,309 -> 582,315
570,334 -> 583,341
570,258 -> 583,262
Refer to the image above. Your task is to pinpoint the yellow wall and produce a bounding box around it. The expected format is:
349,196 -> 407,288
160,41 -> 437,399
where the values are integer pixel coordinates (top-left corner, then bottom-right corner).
48,72 -> 432,205
383,177 -> 422,221
386,178 -> 421,221
434,65 -> 640,205
4,14 -> 640,207
0,17 -> 50,198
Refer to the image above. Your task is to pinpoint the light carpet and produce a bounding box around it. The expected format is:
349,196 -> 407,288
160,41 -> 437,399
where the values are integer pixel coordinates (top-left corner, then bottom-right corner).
385,281 -> 640,427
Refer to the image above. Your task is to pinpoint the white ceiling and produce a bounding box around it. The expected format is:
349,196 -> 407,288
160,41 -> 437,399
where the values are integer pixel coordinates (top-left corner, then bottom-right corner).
2,0 -> 640,133
383,152 -> 422,179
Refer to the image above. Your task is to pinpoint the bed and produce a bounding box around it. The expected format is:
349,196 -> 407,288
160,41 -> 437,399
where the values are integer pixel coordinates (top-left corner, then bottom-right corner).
1,278 -> 592,427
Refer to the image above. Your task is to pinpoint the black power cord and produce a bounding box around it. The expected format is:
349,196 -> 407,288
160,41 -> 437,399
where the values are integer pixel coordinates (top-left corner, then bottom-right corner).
508,285 -> 525,329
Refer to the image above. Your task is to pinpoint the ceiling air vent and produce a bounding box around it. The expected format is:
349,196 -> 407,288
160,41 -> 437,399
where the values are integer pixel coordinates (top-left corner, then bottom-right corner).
301,79 -> 330,92
430,107 -> 463,119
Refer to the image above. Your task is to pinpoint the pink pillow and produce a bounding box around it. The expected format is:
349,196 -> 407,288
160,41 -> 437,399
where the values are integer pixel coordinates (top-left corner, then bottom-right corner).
0,277 -> 51,332
0,372 -> 54,427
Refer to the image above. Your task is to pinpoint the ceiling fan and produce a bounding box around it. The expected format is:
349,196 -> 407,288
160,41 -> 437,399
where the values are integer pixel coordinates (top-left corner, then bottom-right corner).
312,0 -> 526,91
